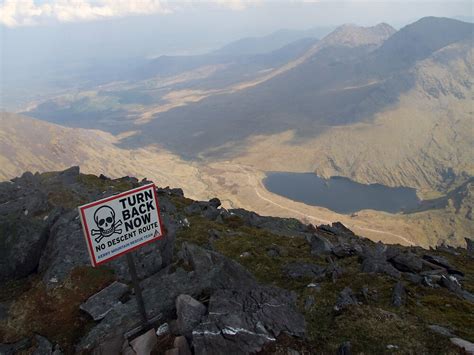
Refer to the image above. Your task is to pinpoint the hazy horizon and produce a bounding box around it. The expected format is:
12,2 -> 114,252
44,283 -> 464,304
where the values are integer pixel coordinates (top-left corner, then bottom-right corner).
1,0 -> 472,109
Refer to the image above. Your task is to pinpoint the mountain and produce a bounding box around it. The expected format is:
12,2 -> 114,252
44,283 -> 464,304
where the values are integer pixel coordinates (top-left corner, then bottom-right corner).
116,18 -> 472,196
0,112 -> 210,201
0,168 -> 473,353
211,27 -> 333,56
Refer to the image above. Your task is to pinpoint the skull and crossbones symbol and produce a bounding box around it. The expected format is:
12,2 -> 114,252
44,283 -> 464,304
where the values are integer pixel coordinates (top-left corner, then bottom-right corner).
91,206 -> 123,243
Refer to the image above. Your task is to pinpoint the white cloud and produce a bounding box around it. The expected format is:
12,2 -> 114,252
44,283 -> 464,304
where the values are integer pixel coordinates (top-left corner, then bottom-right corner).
0,0 -> 269,27
0,0 -> 172,27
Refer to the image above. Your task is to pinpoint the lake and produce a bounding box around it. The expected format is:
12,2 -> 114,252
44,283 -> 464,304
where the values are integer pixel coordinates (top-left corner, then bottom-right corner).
263,172 -> 420,214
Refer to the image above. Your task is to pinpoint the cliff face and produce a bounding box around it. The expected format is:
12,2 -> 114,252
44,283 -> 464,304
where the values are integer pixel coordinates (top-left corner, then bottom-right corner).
0,168 -> 473,354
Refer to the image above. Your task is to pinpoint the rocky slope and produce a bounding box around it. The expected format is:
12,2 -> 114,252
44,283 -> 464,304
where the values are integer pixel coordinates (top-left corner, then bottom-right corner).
0,168 -> 473,354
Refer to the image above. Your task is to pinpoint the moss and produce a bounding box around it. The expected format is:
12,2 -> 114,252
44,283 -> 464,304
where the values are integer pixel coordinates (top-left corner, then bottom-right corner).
0,266 -> 114,352
77,174 -> 136,192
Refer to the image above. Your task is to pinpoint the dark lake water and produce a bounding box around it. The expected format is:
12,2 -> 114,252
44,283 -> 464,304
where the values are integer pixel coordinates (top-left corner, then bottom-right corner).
263,172 -> 420,214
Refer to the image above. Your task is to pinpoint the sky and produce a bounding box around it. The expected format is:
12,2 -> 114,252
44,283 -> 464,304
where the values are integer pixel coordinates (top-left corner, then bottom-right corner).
1,0 -> 472,108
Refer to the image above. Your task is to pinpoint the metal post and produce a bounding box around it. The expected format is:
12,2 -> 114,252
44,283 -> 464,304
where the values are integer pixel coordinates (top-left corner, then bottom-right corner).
126,253 -> 148,325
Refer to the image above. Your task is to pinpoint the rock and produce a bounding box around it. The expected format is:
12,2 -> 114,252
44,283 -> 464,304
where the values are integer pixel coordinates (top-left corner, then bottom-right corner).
283,262 -> 326,280
52,344 -> 63,355
391,281 -> 406,307
165,349 -> 179,355
208,229 -> 222,243
337,341 -> 352,355
450,337 -> 474,353
307,234 -> 333,256
130,329 -> 157,355
80,281 -> 129,321
156,323 -> 170,337
334,287 -> 358,312
228,209 -> 309,237
208,198 -> 221,209
173,336 -> 192,355
78,245 -> 258,351
240,252 -> 252,258
0,338 -> 32,355
326,257 -> 343,283
439,275 -> 474,303
390,252 -> 423,273
192,287 -> 305,355
361,257 -> 401,279
465,238 -> 474,258
33,335 -> 53,355
179,243 -> 256,290
92,334 -> 124,355
403,272 -> 423,284
319,222 -> 354,237
176,294 -> 207,337
423,254 -> 463,276
428,324 -> 454,337
184,201 -> 220,221
266,244 -> 288,258
0,207 -> 50,282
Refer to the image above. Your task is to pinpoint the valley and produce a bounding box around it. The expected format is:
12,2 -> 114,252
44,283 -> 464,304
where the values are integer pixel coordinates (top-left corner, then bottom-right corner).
2,17 -> 473,249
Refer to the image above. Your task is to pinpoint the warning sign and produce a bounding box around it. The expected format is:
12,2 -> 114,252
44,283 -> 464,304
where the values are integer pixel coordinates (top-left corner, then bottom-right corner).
78,184 -> 164,266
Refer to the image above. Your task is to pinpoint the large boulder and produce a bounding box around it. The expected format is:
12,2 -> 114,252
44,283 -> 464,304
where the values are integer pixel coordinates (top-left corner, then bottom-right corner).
307,234 -> 333,256
390,252 -> 423,273
80,281 -> 129,321
0,176 -> 54,282
176,294 -> 207,337
192,287 -> 305,354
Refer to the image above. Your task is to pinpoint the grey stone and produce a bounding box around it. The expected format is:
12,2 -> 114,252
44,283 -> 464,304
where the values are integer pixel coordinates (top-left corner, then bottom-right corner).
428,324 -> 454,337
78,244 -> 258,351
334,287 -> 358,312
192,287 -> 305,355
33,335 -> 53,355
283,262 -> 326,279
423,254 -> 463,276
450,337 -> 474,353
80,281 -> 129,321
361,257 -> 401,279
392,281 -> 406,307
307,234 -> 333,256
130,329 -> 157,355
0,205 -> 50,282
176,294 -> 206,337
156,323 -> 170,337
439,275 -> 474,303
208,198 -> 221,209
404,272 -> 423,284
0,338 -> 32,355
390,252 -> 423,273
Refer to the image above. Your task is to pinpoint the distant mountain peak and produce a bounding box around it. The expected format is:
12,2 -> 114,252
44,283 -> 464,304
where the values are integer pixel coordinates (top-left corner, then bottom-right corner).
321,22 -> 396,48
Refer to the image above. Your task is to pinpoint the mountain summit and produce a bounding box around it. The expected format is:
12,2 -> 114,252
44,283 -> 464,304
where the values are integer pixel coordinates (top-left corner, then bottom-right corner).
320,22 -> 396,48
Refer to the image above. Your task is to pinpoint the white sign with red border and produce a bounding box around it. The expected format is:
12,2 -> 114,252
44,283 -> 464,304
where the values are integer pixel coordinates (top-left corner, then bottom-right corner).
78,184 -> 164,266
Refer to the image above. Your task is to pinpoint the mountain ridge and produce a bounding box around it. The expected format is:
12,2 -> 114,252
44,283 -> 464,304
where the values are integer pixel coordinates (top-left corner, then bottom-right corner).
0,167 -> 473,353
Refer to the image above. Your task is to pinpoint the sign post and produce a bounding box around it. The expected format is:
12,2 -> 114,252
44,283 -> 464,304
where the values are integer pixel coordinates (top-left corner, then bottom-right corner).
78,183 -> 164,327
126,253 -> 148,325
